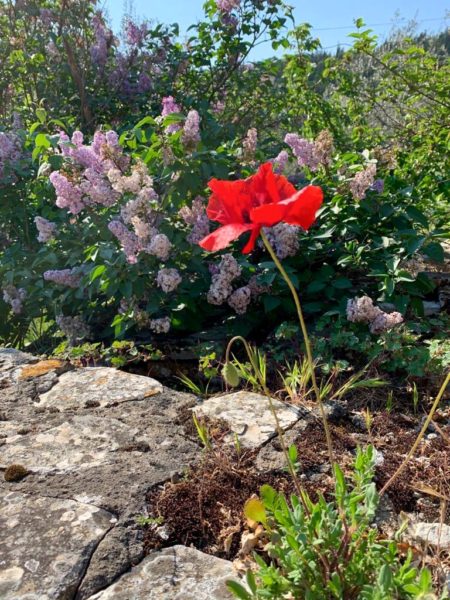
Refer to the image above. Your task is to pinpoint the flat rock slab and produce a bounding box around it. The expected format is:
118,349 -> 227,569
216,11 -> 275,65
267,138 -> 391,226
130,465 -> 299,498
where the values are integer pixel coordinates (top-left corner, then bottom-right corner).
87,545 -> 236,600
0,348 -> 36,385
38,367 -> 163,410
0,491 -> 116,600
194,390 -> 300,448
0,415 -> 146,473
411,522 -> 450,549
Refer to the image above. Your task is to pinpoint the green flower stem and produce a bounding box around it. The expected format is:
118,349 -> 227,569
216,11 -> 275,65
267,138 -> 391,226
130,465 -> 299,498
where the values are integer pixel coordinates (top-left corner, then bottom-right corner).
260,229 -> 335,468
225,335 -> 305,498
380,371 -> 450,496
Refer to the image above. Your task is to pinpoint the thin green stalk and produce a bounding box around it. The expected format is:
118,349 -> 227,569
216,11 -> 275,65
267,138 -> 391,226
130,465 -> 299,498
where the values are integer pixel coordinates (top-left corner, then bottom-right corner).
260,230 -> 335,467
225,335 -> 304,497
380,371 -> 450,496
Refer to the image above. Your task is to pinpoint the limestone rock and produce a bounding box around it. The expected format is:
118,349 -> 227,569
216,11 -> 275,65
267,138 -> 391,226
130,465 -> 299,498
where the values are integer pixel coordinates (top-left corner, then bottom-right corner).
194,390 -> 300,448
412,522 -> 450,549
0,491 -> 115,600
0,348 -> 36,386
0,415 -> 148,474
15,359 -> 67,380
86,545 -> 237,600
38,367 -> 163,409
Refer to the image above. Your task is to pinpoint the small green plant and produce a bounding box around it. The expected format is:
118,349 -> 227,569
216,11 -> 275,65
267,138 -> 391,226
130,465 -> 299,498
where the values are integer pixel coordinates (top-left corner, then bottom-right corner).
386,390 -> 394,413
227,446 -> 437,600
412,382 -> 419,415
192,413 -> 212,451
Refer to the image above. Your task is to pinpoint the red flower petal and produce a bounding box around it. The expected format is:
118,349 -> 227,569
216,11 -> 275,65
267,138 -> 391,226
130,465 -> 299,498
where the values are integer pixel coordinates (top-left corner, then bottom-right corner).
250,185 -> 323,229
248,163 -> 296,205
207,179 -> 250,224
242,225 -> 262,254
198,223 -> 255,252
282,186 -> 323,229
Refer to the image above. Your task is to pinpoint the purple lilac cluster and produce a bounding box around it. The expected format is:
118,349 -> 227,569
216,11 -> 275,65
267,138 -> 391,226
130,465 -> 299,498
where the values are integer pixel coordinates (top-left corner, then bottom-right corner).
124,19 -> 148,47
0,131 -> 22,182
262,223 -> 300,259
242,128 -> 257,161
182,110 -> 201,148
107,161 -> 173,264
90,12 -> 115,70
207,254 -> 241,306
216,0 -> 241,12
161,96 -> 182,133
43,268 -> 81,288
49,130 -> 127,215
179,197 -> 210,244
228,286 -> 252,315
150,317 -> 171,334
346,296 -> 403,334
284,134 -> 320,172
2,285 -> 26,314
56,315 -> 91,345
271,150 -> 289,174
371,179 -> 385,194
349,163 -> 377,201
156,268 -> 182,293
284,130 -> 334,172
34,216 -> 57,243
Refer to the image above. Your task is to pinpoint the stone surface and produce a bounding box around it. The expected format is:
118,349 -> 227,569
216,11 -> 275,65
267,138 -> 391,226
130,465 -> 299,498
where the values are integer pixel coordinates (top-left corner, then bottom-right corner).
86,545 -> 236,600
194,390 -> 300,448
16,359 -> 66,380
0,348 -> 37,386
0,491 -> 116,600
411,522 -> 450,549
0,415 -> 149,473
38,367 -> 163,410
0,347 -> 202,598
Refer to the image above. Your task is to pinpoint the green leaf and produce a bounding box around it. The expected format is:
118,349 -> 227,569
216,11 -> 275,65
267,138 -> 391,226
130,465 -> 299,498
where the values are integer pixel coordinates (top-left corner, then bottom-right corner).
244,498 -> 267,524
36,108 -> 47,123
245,570 -> 257,594
226,580 -> 252,600
260,484 -> 277,509
89,265 -> 106,282
35,133 -> 50,148
422,242 -> 444,263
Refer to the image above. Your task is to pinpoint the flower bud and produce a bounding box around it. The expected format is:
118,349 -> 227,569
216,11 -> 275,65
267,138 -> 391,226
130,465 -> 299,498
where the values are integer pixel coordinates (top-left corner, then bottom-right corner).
222,361 -> 240,388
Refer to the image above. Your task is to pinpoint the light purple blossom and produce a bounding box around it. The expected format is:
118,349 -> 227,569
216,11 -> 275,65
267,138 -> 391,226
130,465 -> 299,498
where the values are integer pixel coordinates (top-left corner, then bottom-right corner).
35,216 -> 57,243
161,96 -> 181,133
108,220 -> 141,264
262,223 -> 300,259
228,286 -> 251,315
179,197 -> 210,244
216,0 -> 240,12
147,234 -> 172,261
156,268 -> 182,293
349,163 -> 377,201
242,128 -> 257,161
347,295 -> 403,335
182,110 -> 201,147
124,19 -> 148,46
150,317 -> 171,334
370,311 -> 403,334
371,179 -> 385,194
2,285 -> 26,314
43,268 -> 81,288
271,150 -> 289,174
284,133 -> 320,171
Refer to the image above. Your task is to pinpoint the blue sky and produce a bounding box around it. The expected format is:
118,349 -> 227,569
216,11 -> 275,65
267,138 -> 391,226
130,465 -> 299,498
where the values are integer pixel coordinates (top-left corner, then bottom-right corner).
102,0 -> 449,60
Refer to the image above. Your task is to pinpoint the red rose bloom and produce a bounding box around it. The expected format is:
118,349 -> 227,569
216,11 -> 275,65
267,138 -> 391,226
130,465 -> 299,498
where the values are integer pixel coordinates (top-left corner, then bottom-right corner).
199,162 -> 323,253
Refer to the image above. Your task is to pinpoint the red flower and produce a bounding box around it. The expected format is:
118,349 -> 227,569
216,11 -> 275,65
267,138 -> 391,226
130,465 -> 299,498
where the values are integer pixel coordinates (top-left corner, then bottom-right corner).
199,162 -> 323,253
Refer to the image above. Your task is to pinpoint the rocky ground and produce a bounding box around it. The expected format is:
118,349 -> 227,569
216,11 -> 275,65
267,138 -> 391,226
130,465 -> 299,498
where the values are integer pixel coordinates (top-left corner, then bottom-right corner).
1,347 -> 449,599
